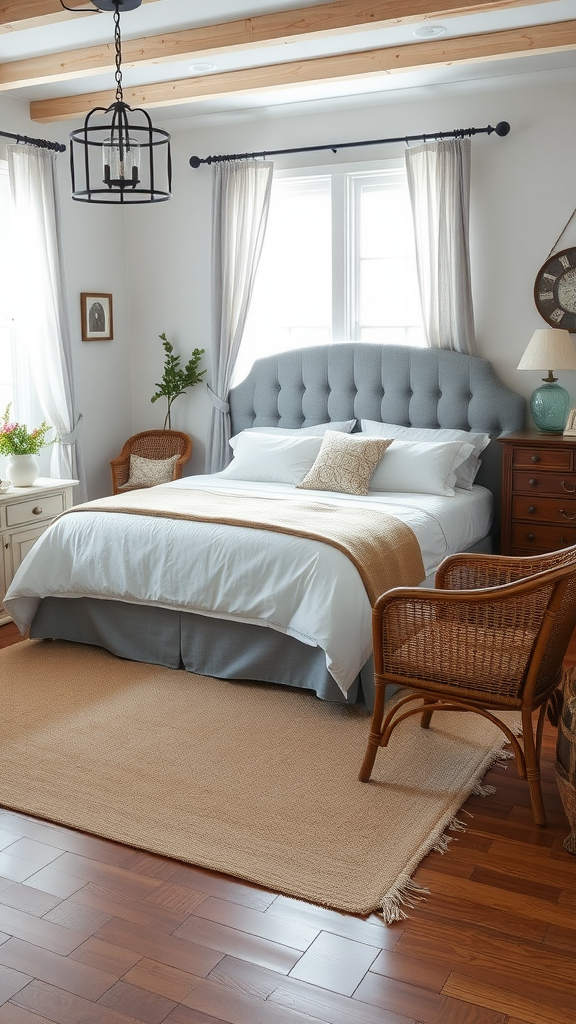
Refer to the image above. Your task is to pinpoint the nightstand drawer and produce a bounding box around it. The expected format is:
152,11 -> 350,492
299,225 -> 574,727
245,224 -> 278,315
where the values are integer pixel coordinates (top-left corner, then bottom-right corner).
512,495 -> 576,525
511,522 -> 576,552
6,492 -> 64,528
511,447 -> 573,471
512,470 -> 576,496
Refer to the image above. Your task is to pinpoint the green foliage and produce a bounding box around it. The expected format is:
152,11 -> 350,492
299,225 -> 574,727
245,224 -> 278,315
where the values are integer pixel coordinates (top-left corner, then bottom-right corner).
151,333 -> 206,429
0,403 -> 52,455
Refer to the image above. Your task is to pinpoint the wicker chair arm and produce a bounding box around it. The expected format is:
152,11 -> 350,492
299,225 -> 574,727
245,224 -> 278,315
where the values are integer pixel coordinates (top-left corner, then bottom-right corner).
110,455 -> 130,491
435,549 -> 576,591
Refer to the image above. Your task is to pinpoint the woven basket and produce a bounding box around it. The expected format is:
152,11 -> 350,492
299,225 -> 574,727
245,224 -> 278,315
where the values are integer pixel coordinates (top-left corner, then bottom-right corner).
555,666 -> 576,855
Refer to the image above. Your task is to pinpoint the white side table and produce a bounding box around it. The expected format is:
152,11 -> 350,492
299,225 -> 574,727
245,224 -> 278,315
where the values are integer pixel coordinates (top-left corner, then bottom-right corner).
0,477 -> 78,625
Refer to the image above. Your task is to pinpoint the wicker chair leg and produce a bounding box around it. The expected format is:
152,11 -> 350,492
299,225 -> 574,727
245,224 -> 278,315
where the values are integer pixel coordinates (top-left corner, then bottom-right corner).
358,683 -> 387,782
420,698 -> 437,730
358,733 -> 382,783
522,704 -> 547,827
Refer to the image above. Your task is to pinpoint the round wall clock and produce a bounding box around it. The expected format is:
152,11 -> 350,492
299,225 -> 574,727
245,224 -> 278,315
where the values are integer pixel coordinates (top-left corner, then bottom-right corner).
534,246 -> 576,332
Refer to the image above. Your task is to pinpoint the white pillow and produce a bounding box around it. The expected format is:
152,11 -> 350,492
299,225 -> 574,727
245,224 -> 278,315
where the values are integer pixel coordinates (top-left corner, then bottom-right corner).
361,420 -> 490,489
229,420 -> 356,451
369,439 -> 475,496
218,431 -> 324,484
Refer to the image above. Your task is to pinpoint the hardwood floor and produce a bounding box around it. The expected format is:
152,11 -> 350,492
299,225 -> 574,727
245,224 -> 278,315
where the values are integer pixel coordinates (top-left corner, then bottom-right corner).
0,622 -> 575,1024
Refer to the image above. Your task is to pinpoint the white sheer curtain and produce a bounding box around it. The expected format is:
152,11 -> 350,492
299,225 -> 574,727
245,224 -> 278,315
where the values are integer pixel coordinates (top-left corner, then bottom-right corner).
405,138 -> 476,355
206,159 -> 274,473
7,144 -> 85,498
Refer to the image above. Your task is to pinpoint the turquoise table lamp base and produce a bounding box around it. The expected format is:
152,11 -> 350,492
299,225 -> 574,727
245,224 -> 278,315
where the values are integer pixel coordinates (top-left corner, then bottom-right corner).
530,381 -> 571,434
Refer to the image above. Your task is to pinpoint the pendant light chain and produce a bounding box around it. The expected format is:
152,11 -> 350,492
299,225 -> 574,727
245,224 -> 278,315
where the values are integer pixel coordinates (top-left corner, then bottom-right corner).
69,0 -> 172,203
113,4 -> 124,104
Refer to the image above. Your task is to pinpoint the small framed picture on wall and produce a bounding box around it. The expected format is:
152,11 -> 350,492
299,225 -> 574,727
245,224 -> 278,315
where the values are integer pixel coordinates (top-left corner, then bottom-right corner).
81,292 -> 113,341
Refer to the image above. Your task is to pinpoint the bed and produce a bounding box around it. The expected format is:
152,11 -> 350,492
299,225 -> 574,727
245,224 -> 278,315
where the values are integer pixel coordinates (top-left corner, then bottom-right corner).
5,343 -> 525,709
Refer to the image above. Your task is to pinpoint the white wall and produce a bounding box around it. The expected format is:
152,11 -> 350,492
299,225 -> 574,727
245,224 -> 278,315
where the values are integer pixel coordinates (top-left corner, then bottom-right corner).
124,65 -> 576,481
3,65 -> 576,497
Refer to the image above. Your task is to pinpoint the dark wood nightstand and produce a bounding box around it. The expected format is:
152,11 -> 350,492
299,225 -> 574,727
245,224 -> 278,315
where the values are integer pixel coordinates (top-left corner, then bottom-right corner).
498,430 -> 576,555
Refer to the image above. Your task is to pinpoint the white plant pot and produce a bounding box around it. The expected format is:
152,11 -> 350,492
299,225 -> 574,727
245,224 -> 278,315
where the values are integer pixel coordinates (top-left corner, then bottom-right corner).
5,454 -> 39,487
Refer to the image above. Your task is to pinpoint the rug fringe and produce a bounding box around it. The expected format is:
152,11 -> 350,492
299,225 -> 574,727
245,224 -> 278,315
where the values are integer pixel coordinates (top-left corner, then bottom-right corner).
379,874 -> 431,924
376,724 -> 520,923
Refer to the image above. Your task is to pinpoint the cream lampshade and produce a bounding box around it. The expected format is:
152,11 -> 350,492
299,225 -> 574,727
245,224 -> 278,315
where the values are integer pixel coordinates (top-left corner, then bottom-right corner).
517,328 -> 576,433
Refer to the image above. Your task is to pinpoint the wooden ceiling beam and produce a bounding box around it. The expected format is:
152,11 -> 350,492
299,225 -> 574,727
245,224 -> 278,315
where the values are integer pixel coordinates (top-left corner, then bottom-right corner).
0,0 -> 556,86
0,0 -> 160,33
30,19 -> 576,123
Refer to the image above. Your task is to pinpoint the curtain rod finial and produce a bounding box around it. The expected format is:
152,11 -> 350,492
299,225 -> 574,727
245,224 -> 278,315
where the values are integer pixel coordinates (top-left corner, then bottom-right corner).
495,121 -> 511,136
189,156 -> 202,168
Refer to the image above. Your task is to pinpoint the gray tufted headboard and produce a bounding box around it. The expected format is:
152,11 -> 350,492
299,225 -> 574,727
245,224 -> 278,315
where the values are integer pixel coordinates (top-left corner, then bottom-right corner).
229,344 -> 526,536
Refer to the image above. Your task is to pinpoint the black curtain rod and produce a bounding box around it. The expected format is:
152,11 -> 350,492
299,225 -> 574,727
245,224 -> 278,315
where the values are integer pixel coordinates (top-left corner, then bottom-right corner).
190,120 -> 510,168
0,129 -> 66,153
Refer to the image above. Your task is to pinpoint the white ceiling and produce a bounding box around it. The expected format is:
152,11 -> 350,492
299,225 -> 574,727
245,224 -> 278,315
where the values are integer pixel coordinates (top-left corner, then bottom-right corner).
2,0 -> 575,126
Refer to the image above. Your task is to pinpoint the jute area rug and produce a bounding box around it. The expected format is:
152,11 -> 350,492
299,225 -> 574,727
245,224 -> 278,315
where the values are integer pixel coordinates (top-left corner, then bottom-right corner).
1,640 -> 515,922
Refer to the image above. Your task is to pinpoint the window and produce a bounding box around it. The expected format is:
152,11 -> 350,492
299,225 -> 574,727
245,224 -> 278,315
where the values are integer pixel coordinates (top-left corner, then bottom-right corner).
236,161 -> 424,383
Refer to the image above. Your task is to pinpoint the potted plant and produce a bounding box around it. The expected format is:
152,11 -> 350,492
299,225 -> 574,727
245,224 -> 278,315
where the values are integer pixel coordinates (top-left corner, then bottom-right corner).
151,333 -> 206,429
0,403 -> 52,487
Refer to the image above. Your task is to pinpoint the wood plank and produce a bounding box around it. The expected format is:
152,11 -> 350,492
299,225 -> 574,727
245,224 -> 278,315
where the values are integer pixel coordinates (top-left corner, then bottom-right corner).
29,20 -> 576,123
0,937 -> 116,1000
0,0 -> 158,32
287,930 -> 380,996
352,969 -> 443,1020
0,0 -> 555,88
189,896 -> 319,952
395,918 -> 576,985
11,979 -> 153,1023
414,868 -> 576,930
442,972 -> 576,1024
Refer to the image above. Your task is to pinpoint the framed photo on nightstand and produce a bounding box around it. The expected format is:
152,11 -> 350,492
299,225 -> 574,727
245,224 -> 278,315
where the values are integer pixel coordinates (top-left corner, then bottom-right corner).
81,292 -> 113,341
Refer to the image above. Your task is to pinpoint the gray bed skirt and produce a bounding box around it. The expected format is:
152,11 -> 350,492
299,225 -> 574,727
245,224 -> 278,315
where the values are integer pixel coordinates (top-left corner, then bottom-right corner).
30,597 -> 376,710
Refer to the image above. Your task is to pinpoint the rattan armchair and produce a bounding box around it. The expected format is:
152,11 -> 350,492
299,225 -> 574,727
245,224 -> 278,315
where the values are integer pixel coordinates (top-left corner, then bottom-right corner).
359,545 -> 576,826
110,429 -> 192,494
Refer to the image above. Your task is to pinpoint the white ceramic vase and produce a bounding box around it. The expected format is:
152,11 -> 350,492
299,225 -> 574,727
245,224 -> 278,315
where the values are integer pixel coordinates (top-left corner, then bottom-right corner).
5,454 -> 39,487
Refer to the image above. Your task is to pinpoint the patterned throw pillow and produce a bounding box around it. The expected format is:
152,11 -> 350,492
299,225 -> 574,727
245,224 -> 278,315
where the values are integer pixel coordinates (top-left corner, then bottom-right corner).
296,431 -> 393,495
126,453 -> 179,487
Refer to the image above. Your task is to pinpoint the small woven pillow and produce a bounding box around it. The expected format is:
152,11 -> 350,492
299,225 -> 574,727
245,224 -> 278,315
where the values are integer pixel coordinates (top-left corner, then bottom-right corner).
296,431 -> 393,495
127,453 -> 179,487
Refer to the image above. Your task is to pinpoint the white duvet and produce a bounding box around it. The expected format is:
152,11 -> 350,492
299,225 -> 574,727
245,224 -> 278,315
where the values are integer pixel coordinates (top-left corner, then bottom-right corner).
4,475 -> 492,694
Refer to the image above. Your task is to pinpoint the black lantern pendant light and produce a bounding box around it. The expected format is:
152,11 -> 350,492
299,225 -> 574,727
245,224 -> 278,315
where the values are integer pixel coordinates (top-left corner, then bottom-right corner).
69,0 -> 172,204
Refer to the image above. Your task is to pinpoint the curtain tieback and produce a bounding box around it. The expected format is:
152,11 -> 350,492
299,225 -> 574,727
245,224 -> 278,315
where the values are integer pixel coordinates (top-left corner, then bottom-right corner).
206,386 -> 229,414
58,413 -> 83,445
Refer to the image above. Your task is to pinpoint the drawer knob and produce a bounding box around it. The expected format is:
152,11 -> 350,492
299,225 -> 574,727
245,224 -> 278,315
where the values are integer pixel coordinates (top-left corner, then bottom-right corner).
531,455 -> 540,463
529,478 -> 537,486
559,509 -> 576,521
527,506 -> 536,514
527,533 -> 535,541
561,481 -> 576,493
32,505 -> 43,516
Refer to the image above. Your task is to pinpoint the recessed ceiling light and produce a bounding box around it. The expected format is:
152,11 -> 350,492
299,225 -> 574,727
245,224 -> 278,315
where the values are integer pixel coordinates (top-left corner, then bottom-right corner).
414,24 -> 447,38
189,62 -> 218,74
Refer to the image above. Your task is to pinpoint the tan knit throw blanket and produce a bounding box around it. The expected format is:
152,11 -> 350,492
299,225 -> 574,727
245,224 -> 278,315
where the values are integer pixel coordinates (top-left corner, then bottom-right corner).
63,487 -> 426,605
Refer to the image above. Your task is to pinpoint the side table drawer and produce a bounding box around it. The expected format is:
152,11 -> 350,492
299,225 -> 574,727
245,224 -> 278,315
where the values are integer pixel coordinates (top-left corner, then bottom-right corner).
511,522 -> 576,553
6,492 -> 64,528
511,447 -> 573,471
512,495 -> 576,525
512,470 -> 576,496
